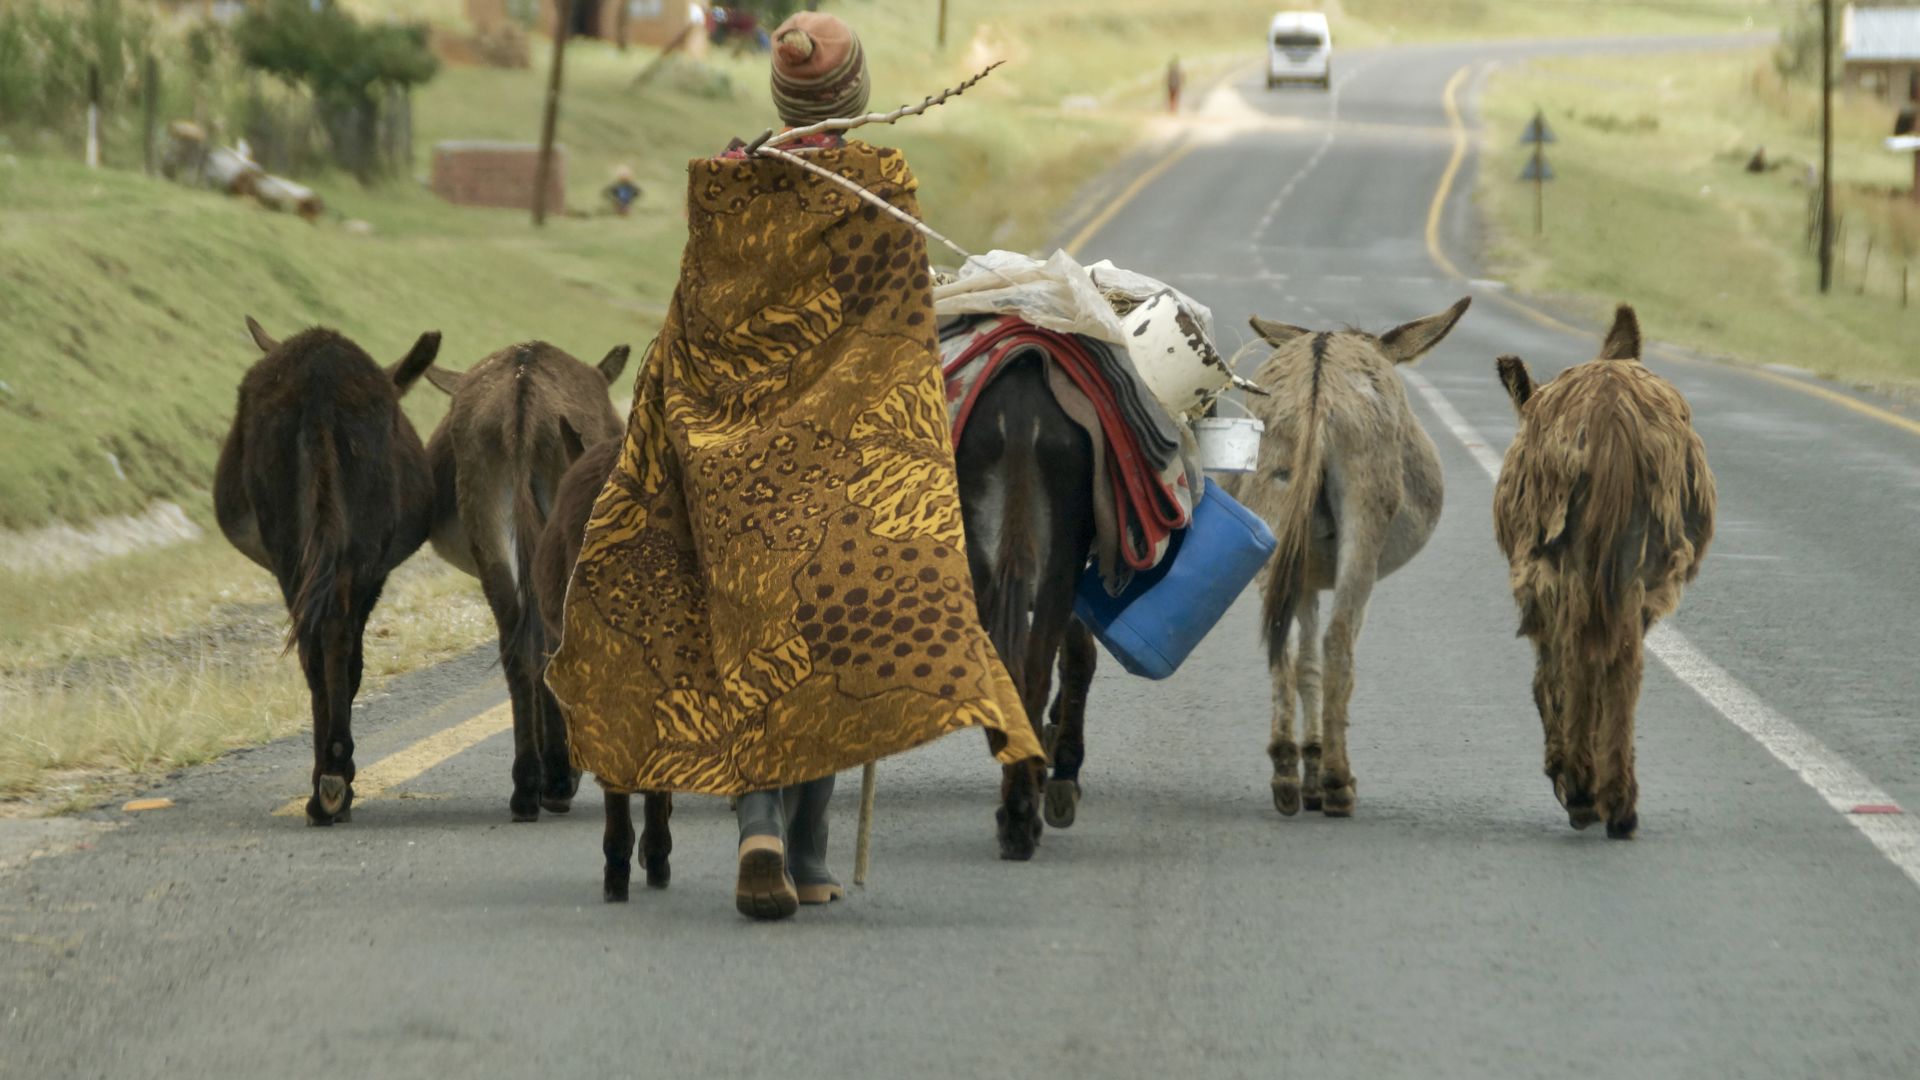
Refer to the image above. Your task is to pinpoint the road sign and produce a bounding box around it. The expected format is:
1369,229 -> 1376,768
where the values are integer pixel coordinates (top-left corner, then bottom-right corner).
1520,156 -> 1555,182
1520,110 -> 1556,145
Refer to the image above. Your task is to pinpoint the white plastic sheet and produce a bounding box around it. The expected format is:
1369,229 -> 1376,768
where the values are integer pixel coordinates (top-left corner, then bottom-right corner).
931,248 -> 1217,349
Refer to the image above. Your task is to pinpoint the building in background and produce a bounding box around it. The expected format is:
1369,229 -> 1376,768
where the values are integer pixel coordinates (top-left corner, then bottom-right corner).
1843,5 -> 1920,101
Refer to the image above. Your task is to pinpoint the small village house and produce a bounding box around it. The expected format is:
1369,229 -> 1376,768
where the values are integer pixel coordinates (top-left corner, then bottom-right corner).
1843,5 -> 1920,101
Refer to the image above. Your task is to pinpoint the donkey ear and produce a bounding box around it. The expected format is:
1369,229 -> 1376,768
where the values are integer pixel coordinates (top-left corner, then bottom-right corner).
244,315 -> 279,354
558,416 -> 588,464
389,331 -> 443,396
1379,296 -> 1471,365
1248,315 -> 1311,347
1598,303 -> 1641,361
1496,355 -> 1535,414
597,344 -> 632,385
422,364 -> 464,396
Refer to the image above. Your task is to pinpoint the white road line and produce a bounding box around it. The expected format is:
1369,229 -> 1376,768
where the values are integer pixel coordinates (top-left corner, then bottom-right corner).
1404,368 -> 1920,891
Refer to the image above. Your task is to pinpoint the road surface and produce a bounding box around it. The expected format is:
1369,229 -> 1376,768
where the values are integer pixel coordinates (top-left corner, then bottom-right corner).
6,35 -> 1920,1080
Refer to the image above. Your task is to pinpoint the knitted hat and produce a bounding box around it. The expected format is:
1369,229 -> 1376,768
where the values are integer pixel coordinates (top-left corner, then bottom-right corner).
769,13 -> 870,127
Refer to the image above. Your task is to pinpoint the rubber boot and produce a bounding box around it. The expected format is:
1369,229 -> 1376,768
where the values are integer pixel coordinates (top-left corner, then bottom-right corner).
784,775 -> 844,905
734,789 -> 797,920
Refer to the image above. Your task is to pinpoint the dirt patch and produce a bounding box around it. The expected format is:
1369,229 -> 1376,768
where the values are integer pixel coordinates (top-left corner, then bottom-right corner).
0,502 -> 203,577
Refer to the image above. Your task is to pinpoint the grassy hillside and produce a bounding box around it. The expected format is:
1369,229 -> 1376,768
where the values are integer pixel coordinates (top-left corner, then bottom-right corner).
1478,47 -> 1920,390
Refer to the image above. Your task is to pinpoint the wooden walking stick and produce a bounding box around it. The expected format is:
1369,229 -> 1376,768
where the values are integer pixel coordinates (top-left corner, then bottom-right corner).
853,761 -> 878,887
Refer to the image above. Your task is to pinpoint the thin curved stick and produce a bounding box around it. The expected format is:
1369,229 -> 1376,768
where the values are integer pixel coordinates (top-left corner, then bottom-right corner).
749,63 -> 1005,155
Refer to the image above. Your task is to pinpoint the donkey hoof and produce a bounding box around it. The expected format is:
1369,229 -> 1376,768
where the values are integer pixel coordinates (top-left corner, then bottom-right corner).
1566,792 -> 1598,830
605,864 -> 630,903
995,807 -> 1040,862
539,796 -> 573,815
316,774 -> 351,817
1043,779 -> 1080,829
1272,777 -> 1301,816
645,856 -> 672,890
510,793 -> 541,823
1605,812 -> 1638,840
1320,784 -> 1355,818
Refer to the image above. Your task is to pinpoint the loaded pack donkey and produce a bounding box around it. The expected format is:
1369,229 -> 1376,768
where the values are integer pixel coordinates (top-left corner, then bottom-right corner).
955,356 -> 1099,861
425,340 -> 631,821
531,434 -> 674,899
214,317 -> 441,826
1492,305 -> 1715,839
1233,297 -> 1471,818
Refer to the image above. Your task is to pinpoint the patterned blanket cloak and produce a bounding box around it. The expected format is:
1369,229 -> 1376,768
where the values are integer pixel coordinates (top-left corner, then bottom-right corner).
546,142 -> 1042,796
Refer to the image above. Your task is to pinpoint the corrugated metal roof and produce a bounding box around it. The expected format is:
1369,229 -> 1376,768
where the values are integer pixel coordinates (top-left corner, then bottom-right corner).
1845,6 -> 1920,63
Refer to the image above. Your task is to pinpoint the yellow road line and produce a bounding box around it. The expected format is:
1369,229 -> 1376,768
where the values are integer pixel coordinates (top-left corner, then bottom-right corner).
1424,66 -> 1472,283
1425,62 -> 1920,441
1063,140 -> 1198,258
271,701 -> 512,817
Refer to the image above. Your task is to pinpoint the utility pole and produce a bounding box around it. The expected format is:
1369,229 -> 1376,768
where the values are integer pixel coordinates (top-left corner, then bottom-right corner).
533,0 -> 572,227
937,0 -> 948,47
1820,0 -> 1834,293
86,64 -> 101,169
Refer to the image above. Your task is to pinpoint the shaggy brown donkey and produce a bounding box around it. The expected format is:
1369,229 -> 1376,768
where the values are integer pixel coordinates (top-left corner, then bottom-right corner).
1234,298 -> 1471,819
530,433 -> 673,900
1493,305 -> 1716,839
214,317 -> 441,826
424,340 -> 630,821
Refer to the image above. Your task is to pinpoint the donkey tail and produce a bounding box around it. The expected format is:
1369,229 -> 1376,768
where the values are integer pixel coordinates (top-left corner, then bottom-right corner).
286,424 -> 351,655
1569,410 -> 1647,655
1261,403 -> 1327,670
503,469 -> 551,674
983,438 -> 1044,700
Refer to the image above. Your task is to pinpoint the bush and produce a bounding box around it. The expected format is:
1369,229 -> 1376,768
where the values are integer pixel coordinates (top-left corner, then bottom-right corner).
233,1 -> 438,180
0,0 -> 156,135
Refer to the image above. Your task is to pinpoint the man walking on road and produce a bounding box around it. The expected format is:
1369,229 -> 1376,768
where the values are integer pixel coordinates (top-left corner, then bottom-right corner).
1167,56 -> 1184,113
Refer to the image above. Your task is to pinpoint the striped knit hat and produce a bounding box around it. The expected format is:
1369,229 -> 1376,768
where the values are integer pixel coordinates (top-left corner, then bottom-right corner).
769,13 -> 870,127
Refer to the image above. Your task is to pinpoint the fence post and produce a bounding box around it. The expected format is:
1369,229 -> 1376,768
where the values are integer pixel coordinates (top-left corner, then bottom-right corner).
87,63 -> 102,169
142,55 -> 160,176
1860,234 -> 1874,295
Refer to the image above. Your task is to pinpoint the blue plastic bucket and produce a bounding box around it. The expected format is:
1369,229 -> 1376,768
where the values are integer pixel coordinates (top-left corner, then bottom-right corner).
1073,478 -> 1277,679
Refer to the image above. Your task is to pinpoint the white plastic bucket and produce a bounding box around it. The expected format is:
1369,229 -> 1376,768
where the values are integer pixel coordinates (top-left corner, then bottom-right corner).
1193,417 -> 1263,473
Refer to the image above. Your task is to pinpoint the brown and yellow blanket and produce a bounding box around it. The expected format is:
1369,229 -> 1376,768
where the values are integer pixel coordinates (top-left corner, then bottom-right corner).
546,142 -> 1041,796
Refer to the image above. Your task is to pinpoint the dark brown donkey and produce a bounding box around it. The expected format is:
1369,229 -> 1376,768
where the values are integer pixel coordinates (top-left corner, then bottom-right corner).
955,356 -> 1099,861
424,340 -> 630,821
531,434 -> 674,900
214,317 -> 441,826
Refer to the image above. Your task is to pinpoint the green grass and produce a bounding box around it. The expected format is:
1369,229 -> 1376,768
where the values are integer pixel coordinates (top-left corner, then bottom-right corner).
1479,47 -> 1920,390
1340,0 -> 1771,43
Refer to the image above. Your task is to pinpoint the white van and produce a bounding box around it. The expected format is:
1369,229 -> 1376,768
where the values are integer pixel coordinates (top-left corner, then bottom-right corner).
1267,11 -> 1331,90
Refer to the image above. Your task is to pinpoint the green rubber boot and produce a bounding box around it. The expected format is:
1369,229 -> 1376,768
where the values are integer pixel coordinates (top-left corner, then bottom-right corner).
734,789 -> 797,920
785,775 -> 844,905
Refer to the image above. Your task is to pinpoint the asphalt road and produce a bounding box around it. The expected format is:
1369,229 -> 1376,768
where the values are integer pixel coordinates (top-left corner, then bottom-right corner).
7,36 -> 1920,1080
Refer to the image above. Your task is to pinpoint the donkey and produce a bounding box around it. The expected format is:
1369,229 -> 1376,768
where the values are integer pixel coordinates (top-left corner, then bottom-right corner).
213,317 -> 441,826
424,340 -> 631,822
955,355 -> 1099,861
1492,305 -> 1715,839
530,433 -> 675,899
1232,298 -> 1470,818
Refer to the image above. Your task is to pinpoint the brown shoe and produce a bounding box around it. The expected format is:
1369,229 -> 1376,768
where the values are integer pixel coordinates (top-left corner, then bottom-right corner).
735,835 -> 798,920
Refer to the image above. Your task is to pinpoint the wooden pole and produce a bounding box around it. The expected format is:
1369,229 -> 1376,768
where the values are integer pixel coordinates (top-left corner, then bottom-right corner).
532,0 -> 572,226
1533,146 -> 1544,235
937,0 -> 948,47
142,55 -> 159,177
1904,264 -> 1909,308
853,761 -> 877,887
1820,0 -> 1834,293
1860,233 -> 1874,295
86,63 -> 101,169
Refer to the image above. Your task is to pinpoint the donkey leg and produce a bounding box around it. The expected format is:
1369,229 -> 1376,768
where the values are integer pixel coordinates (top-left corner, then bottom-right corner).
534,681 -> 577,815
1530,637 -> 1571,810
1596,638 -> 1646,840
1559,655 -> 1602,831
1045,620 -> 1095,829
1294,597 -> 1326,812
313,615 -> 359,825
1268,616 -> 1302,816
641,791 -> 674,888
475,553 -> 543,822
298,638 -> 341,827
603,791 -> 634,902
1318,561 -> 1377,819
